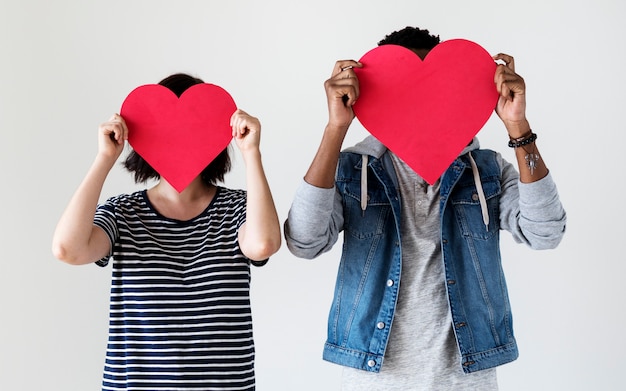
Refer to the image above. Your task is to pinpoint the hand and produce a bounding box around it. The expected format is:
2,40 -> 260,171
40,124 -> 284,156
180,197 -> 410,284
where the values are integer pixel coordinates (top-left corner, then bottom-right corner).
98,113 -> 128,161
324,60 -> 363,130
493,53 -> 530,137
230,109 -> 261,154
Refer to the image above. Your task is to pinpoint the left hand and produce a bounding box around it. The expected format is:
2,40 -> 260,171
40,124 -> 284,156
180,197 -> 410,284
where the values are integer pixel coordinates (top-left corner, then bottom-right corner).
493,53 -> 530,138
230,109 -> 261,153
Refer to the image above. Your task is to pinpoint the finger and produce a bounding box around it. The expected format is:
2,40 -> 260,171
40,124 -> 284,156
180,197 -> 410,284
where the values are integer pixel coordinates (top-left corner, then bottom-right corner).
108,118 -> 125,144
233,115 -> 250,139
494,65 -> 516,86
345,86 -> 359,106
495,64 -> 519,80
231,115 -> 248,138
336,65 -> 362,81
329,70 -> 360,85
493,53 -> 515,72
494,76 -> 511,101
231,117 -> 242,138
493,53 -> 513,64
495,66 -> 524,99
238,116 -> 259,137
493,65 -> 506,84
110,124 -> 124,144
327,78 -> 359,107
332,60 -> 362,77
230,109 -> 241,126
113,114 -> 129,141
238,120 -> 248,136
329,75 -> 361,105
500,83 -> 512,101
100,119 -> 116,137
342,85 -> 360,106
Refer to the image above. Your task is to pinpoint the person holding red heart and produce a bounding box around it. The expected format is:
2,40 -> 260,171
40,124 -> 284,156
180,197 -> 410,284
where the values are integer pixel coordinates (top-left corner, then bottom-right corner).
52,73 -> 281,390
285,26 -> 566,390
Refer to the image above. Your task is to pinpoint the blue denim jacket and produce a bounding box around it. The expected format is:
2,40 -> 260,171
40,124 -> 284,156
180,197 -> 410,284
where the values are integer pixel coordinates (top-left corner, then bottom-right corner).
285,137 -> 566,374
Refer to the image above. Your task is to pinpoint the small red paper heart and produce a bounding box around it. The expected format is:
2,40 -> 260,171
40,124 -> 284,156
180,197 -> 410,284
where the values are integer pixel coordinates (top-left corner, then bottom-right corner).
120,83 -> 236,192
353,39 -> 498,184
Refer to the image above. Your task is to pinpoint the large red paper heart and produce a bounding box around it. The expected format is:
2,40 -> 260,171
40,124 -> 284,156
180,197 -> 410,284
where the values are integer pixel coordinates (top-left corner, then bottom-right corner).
353,39 -> 498,184
120,83 -> 236,192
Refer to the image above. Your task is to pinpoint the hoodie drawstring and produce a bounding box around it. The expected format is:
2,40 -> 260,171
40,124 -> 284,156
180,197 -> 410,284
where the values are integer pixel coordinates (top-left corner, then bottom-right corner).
360,152 -> 488,231
468,152 -> 489,231
361,155 -> 368,213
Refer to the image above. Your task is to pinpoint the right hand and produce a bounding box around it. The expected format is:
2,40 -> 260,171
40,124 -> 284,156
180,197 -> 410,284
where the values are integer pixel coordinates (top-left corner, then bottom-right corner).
98,113 -> 128,161
324,60 -> 362,130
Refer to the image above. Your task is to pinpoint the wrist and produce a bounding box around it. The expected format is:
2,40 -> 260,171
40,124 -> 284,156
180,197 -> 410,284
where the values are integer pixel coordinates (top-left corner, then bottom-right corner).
95,152 -> 119,168
325,122 -> 350,137
508,131 -> 536,148
504,119 -> 531,139
241,147 -> 262,163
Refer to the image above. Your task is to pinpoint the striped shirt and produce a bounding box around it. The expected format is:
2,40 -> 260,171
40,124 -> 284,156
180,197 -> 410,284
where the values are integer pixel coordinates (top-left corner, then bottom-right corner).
94,187 -> 263,391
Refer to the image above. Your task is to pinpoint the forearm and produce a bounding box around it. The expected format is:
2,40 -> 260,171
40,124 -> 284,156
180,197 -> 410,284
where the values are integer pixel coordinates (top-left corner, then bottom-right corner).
239,149 -> 281,261
288,121 -> 349,258
303,124 -> 348,188
504,120 -> 548,183
513,140 -> 548,183
510,174 -> 566,249
284,180 -> 343,259
499,155 -> 566,249
52,155 -> 114,264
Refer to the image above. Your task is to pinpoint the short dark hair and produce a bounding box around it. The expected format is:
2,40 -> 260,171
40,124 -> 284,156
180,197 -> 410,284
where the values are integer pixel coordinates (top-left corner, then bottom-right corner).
123,73 -> 232,186
377,26 -> 440,50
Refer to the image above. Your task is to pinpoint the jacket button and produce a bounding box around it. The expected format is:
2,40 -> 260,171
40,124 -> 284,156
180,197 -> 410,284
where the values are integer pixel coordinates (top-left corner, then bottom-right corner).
447,280 -> 456,285
376,322 -> 385,329
367,360 -> 376,367
472,193 -> 479,201
455,322 -> 466,329
387,279 -> 394,287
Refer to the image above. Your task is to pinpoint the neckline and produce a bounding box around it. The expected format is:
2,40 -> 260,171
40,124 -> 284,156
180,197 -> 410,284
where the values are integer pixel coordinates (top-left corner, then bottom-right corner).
141,186 -> 221,224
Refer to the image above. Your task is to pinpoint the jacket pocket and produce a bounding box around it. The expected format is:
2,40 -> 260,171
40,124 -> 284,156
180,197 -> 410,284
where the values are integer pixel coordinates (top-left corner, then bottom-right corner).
450,178 -> 501,240
341,180 -> 391,240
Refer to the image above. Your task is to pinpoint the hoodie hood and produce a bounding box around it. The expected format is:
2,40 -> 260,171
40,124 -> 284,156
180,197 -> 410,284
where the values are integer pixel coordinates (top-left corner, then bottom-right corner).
344,135 -> 481,159
344,135 -> 489,230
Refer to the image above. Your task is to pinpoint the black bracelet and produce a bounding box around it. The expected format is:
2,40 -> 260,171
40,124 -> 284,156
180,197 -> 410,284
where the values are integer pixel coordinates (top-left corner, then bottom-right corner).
508,132 -> 537,148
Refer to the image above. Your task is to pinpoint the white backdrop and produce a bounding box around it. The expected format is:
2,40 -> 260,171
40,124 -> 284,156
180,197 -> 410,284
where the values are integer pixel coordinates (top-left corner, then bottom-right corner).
1,0 -> 624,390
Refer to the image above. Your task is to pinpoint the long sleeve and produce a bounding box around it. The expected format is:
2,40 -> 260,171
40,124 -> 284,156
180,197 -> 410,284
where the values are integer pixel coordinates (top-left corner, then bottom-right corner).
498,154 -> 567,249
284,179 -> 345,259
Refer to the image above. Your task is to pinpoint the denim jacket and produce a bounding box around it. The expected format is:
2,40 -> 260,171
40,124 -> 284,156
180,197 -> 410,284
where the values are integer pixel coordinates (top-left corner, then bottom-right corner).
285,136 -> 566,374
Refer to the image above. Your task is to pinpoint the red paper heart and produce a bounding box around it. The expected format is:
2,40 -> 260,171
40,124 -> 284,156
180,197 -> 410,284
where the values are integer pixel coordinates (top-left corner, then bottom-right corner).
353,39 -> 498,184
120,83 -> 236,192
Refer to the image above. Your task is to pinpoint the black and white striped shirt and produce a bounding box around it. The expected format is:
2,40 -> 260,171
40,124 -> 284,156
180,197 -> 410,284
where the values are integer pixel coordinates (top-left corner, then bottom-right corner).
94,187 -> 263,390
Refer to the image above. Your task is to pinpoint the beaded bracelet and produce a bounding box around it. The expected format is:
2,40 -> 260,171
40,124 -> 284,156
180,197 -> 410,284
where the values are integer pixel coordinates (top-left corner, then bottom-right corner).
508,132 -> 537,148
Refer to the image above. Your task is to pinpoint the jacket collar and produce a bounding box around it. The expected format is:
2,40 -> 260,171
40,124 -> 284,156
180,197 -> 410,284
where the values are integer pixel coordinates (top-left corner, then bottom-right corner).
343,135 -> 481,160
344,135 -> 488,230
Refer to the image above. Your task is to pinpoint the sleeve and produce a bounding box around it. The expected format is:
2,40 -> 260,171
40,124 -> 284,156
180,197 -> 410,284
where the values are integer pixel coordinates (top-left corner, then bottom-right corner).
93,196 -> 120,267
283,179 -> 345,259
498,154 -> 567,249
236,189 -> 247,230
233,189 -> 267,268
